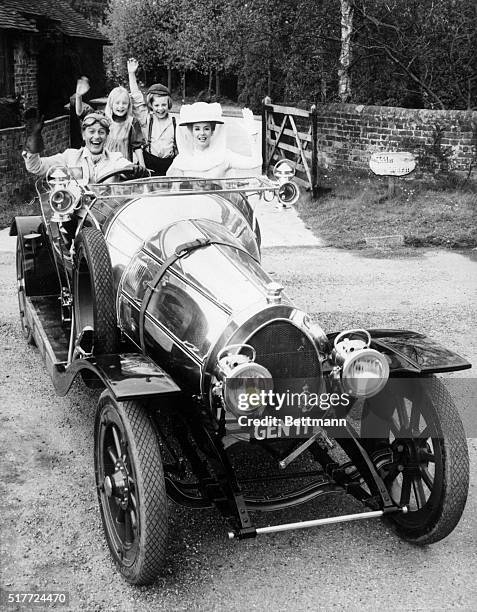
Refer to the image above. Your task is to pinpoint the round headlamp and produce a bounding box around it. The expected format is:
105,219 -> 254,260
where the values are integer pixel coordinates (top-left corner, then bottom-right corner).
278,181 -> 300,206
49,185 -> 81,222
273,159 -> 296,183
333,329 -> 389,398
216,344 -> 273,417
51,189 -> 74,213
341,348 -> 390,398
223,361 -> 273,417
46,166 -> 71,189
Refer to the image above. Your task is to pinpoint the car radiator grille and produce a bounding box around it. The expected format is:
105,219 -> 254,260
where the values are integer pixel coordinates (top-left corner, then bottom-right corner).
245,321 -> 322,395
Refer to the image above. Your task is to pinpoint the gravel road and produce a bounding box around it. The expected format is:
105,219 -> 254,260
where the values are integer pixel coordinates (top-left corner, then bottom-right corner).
1,244 -> 476,611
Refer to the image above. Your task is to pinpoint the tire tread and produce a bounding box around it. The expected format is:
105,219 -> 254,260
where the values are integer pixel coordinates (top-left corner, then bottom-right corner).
75,227 -> 118,354
363,376 -> 469,545
403,377 -> 469,544
96,392 -> 168,585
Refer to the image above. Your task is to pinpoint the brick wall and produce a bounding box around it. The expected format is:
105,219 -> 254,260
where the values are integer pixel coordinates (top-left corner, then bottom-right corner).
13,36 -> 38,108
315,103 -> 477,176
0,115 -> 70,209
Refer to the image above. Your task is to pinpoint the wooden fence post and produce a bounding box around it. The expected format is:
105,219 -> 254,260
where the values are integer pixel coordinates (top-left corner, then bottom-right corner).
310,104 -> 318,198
262,96 -> 271,175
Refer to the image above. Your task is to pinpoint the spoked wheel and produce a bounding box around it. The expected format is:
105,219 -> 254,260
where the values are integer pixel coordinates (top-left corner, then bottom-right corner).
95,391 -> 168,585
16,237 -> 35,345
361,376 -> 469,544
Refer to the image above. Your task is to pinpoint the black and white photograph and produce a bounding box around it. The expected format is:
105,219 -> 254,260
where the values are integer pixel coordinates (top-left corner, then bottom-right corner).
0,0 -> 476,610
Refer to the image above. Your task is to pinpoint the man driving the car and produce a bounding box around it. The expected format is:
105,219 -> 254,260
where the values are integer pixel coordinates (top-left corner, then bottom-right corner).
22,111 -> 147,183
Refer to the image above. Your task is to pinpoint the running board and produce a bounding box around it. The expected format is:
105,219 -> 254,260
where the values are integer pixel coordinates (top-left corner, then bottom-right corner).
24,295 -> 182,400
227,506 -> 408,540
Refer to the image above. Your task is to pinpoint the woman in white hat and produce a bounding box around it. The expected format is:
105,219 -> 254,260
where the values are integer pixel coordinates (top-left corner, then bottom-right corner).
166,102 -> 261,178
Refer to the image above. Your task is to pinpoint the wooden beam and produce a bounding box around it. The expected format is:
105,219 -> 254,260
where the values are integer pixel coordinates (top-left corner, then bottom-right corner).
289,115 -> 313,187
267,114 -> 288,167
268,103 -> 311,118
267,139 -> 312,159
267,125 -> 313,142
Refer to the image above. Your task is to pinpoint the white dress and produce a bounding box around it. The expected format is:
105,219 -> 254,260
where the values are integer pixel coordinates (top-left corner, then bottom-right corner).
167,117 -> 261,179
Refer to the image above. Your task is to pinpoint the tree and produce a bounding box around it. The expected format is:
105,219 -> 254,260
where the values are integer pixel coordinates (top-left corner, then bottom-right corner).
175,0 -> 233,98
102,0 -> 476,109
103,0 -> 181,86
338,0 -> 354,102
351,0 -> 477,109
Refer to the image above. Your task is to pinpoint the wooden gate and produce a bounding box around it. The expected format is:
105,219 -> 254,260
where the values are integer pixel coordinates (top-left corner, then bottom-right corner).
262,102 -> 318,195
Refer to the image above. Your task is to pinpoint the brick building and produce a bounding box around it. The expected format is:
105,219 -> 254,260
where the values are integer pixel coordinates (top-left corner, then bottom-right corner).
0,0 -> 109,120
0,1 -> 110,216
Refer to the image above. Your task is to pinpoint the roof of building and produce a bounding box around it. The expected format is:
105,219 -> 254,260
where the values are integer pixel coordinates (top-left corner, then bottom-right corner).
0,3 -> 38,32
0,0 -> 109,42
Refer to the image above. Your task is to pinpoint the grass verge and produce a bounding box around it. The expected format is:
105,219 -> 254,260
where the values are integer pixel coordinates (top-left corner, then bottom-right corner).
297,171 -> 477,249
0,183 -> 39,229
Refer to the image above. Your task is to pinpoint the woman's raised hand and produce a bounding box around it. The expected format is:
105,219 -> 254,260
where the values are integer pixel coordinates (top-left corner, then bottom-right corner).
127,58 -> 139,74
242,108 -> 258,136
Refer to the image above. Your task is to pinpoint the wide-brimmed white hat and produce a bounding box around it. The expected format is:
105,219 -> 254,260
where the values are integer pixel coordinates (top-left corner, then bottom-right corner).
178,102 -> 224,126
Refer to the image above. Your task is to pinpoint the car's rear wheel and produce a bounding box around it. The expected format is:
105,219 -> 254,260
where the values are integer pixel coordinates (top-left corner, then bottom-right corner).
94,391 -> 168,585
16,237 -> 35,345
361,376 -> 469,544
73,227 -> 118,355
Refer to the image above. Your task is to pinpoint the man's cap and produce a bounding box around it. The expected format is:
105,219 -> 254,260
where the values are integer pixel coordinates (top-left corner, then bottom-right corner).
147,83 -> 170,97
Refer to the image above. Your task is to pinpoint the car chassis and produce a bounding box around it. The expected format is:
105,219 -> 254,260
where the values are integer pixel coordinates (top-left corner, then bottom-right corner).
11,169 -> 471,585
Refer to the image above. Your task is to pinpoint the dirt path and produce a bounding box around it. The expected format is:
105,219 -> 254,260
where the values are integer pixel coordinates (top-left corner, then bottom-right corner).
1,245 -> 476,611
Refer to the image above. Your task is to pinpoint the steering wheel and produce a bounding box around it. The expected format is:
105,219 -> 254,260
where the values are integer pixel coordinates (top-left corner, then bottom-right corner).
96,166 -> 150,184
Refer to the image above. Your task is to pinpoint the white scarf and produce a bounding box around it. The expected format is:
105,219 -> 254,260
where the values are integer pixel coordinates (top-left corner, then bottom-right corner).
174,122 -> 227,172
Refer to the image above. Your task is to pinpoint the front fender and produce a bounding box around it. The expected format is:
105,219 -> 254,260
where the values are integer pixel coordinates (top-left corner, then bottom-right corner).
369,329 -> 470,374
53,353 -> 182,400
12,216 -> 60,297
10,215 -> 43,237
326,329 -> 471,374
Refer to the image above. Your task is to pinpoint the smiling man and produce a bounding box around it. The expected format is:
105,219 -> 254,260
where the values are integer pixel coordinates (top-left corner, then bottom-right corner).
23,111 -> 147,183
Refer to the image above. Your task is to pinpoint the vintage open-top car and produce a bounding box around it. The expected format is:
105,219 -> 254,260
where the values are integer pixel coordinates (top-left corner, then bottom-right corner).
11,165 -> 471,585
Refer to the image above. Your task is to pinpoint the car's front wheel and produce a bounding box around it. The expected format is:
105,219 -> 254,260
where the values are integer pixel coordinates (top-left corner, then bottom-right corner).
361,376 -> 469,544
94,391 -> 168,585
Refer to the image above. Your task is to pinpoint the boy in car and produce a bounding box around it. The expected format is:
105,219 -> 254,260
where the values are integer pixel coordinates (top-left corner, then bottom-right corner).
127,58 -> 177,175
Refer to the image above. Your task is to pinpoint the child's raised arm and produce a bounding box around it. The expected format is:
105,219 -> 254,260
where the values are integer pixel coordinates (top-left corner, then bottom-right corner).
127,58 -> 140,92
127,58 -> 148,128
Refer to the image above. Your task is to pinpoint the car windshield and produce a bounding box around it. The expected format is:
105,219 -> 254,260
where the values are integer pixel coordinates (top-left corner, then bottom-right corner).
88,176 -> 274,198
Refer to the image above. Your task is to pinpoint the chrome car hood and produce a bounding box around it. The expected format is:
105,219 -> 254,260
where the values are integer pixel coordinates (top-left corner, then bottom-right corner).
102,192 -> 260,289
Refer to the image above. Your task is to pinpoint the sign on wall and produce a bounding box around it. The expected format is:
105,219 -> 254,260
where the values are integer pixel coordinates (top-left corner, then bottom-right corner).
369,152 -> 416,176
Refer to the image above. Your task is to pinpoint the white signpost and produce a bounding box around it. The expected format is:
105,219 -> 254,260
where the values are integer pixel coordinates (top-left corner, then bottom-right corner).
369,151 -> 416,197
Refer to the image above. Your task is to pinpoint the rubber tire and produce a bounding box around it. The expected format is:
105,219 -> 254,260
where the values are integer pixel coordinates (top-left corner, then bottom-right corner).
361,376 -> 469,544
73,227 -> 118,355
16,237 -> 35,345
94,391 -> 168,585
